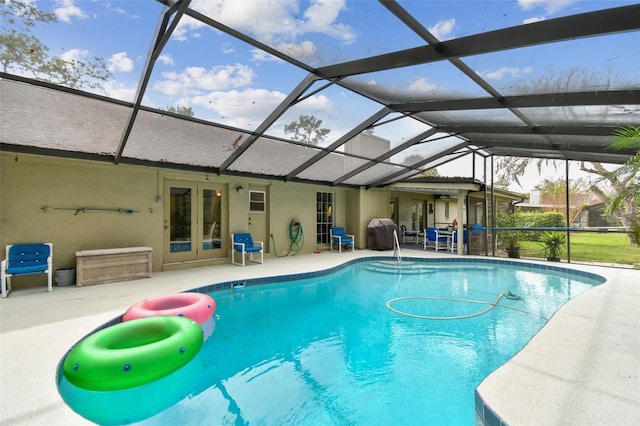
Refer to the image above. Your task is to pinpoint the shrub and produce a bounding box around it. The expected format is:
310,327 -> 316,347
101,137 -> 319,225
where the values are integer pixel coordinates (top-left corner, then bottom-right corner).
538,231 -> 567,260
496,211 -> 525,252
516,212 -> 565,241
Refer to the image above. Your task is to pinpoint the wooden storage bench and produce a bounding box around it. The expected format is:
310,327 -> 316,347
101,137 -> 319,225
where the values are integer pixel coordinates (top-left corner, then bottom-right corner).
76,247 -> 152,286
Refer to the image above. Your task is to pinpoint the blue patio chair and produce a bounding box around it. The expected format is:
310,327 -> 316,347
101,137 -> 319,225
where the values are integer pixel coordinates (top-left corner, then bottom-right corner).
400,224 -> 419,244
231,233 -> 263,266
1,243 -> 53,297
424,227 -> 448,251
330,227 -> 355,253
451,230 -> 469,253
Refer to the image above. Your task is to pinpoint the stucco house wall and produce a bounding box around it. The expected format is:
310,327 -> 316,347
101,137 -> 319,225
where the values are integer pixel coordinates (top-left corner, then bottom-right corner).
1,154 -> 161,272
0,152 -> 358,288
1,153 -> 522,289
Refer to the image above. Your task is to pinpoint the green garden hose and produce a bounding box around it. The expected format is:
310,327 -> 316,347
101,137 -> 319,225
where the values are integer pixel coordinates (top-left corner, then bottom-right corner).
271,219 -> 304,257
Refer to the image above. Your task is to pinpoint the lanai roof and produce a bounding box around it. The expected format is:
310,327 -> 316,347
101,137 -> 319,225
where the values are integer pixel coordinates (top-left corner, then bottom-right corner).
1,1 -> 638,188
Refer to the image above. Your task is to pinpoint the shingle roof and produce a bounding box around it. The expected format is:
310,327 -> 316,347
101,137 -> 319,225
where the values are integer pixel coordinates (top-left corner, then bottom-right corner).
1,1 -> 638,188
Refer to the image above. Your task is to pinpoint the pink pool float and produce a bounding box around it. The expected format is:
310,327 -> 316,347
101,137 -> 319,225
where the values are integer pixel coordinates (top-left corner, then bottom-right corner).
124,292 -> 216,324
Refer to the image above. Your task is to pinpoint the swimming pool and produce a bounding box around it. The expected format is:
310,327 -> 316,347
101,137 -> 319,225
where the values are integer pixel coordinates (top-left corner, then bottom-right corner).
57,257 -> 605,425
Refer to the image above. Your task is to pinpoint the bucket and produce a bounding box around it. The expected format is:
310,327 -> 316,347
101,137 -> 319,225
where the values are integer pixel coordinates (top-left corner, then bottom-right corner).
55,268 -> 76,287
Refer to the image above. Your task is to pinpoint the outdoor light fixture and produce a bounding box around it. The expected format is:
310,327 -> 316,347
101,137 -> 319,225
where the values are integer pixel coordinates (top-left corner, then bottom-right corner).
236,186 -> 244,193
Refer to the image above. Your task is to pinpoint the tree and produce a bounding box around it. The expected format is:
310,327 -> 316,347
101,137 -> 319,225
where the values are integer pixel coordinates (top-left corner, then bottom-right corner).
493,68 -> 608,187
403,154 -> 440,177
165,106 -> 194,117
493,156 -> 556,189
0,0 -> 112,91
602,126 -> 640,211
535,177 -> 591,224
283,115 -> 330,145
421,168 -> 440,177
492,68 -> 638,243
590,125 -> 640,245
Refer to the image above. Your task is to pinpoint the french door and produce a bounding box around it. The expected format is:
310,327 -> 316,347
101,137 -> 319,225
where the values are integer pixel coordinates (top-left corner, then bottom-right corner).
316,192 -> 334,245
164,180 -> 226,263
411,200 -> 425,231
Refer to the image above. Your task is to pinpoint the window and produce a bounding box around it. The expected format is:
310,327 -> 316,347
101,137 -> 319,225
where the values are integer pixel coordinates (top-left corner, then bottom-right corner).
316,192 -> 333,245
249,190 -> 266,213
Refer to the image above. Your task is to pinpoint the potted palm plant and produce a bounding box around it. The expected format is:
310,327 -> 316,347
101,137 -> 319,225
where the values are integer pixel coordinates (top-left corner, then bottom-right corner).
497,211 -> 523,258
503,233 -> 522,258
538,231 -> 566,261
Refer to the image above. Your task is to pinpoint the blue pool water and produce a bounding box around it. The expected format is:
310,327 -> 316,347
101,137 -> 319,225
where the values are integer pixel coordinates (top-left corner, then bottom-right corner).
57,258 -> 605,425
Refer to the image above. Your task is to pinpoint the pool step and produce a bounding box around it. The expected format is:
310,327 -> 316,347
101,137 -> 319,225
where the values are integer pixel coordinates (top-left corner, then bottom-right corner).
365,261 -> 497,275
364,261 -> 437,274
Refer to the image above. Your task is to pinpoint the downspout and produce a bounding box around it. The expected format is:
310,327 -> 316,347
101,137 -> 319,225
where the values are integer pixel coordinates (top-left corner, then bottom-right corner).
456,190 -> 464,254
483,156 -> 489,256
565,160 -> 571,263
490,156 -> 496,257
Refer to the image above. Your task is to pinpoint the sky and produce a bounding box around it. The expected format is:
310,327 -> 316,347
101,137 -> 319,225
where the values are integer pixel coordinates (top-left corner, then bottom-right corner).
9,0 -> 640,192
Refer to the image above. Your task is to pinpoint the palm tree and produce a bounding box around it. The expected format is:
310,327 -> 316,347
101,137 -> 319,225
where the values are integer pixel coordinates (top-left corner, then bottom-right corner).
602,125 -> 640,245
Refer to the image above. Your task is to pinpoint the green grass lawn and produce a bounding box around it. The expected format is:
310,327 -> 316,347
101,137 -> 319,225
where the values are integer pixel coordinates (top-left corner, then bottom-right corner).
519,232 -> 640,266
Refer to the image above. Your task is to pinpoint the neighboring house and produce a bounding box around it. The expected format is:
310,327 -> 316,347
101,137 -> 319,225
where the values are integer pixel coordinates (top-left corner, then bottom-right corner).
585,203 -> 621,228
389,177 -> 524,254
390,176 -> 524,230
519,190 -> 613,228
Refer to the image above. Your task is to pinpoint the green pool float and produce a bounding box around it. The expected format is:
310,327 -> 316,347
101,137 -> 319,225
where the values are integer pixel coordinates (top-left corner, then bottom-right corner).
63,316 -> 203,391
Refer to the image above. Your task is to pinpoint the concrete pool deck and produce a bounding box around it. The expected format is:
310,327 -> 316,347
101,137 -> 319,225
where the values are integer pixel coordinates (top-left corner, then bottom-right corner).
1,249 -> 638,425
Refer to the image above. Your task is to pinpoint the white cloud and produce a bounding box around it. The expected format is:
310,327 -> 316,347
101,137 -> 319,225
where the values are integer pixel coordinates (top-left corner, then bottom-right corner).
108,52 -> 134,73
180,0 -> 356,47
172,15 -> 207,41
479,66 -> 533,80
191,88 -> 287,128
185,88 -> 333,130
59,48 -> 89,62
300,0 -> 357,44
429,19 -> 456,41
523,16 -> 546,24
517,0 -> 579,14
295,93 -> 332,113
250,49 -> 282,63
153,64 -> 255,96
199,0 -> 297,43
275,40 -> 318,62
153,80 -> 184,97
54,0 -> 88,23
158,54 -> 174,66
103,1 -> 125,15
408,78 -> 438,93
221,43 -> 235,54
103,80 -> 138,103
102,1 -> 139,19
